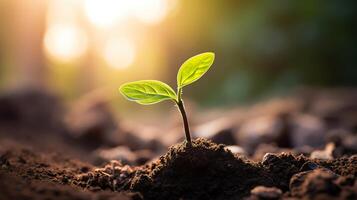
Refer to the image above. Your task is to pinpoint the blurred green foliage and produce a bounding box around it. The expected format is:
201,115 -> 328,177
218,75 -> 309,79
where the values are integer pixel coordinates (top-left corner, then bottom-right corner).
163,0 -> 357,106
0,0 -> 356,108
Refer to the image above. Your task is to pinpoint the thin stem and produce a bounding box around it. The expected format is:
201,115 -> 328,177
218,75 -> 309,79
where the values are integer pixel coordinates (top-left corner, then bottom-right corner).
177,87 -> 182,102
176,89 -> 192,145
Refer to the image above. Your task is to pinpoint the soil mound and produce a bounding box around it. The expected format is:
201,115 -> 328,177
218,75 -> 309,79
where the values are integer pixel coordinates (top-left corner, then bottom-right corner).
129,138 -> 273,200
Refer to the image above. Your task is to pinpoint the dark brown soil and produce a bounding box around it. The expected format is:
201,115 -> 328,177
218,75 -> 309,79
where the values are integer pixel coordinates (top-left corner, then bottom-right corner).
75,138 -> 356,200
0,88 -> 356,200
289,169 -> 357,199
0,141 -> 137,200
129,138 -> 272,199
1,135 -> 356,200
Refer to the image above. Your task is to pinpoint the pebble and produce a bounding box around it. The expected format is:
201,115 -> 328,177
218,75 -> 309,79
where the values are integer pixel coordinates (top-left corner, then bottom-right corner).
250,186 -> 282,199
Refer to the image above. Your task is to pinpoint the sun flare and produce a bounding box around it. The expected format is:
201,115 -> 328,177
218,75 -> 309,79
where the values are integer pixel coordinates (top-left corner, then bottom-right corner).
44,24 -> 88,62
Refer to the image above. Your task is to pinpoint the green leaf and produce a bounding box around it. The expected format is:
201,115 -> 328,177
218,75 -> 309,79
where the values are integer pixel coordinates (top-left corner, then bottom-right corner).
177,52 -> 215,88
119,80 -> 177,105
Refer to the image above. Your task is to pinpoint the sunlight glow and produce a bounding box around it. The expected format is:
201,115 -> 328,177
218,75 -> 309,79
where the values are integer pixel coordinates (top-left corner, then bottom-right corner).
132,0 -> 170,24
84,0 -> 173,27
84,0 -> 131,28
44,24 -> 88,61
44,0 -> 177,64
103,37 -> 136,69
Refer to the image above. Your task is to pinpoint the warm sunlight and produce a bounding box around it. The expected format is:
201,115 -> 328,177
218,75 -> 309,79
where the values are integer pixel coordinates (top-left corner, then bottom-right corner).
84,0 -> 131,28
44,24 -> 88,61
44,0 -> 176,63
103,37 -> 136,69
132,0 -> 170,24
2,1 -> 357,199
84,0 -> 172,27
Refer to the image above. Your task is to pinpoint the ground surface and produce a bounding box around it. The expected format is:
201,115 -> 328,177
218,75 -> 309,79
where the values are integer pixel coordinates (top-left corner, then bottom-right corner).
0,88 -> 356,199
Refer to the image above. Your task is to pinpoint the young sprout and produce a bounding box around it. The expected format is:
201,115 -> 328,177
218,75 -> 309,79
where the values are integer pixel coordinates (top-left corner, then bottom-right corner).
119,52 -> 215,146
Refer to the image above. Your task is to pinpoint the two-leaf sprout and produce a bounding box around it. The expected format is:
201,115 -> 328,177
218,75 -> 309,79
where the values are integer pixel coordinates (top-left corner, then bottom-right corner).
119,52 -> 215,146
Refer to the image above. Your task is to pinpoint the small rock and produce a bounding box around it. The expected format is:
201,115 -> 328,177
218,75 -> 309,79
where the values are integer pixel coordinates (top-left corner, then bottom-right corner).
253,143 -> 294,161
250,186 -> 282,199
94,146 -> 137,165
299,161 -> 319,171
310,143 -> 335,160
326,129 -> 357,157
261,153 -> 280,166
237,115 -> 285,154
225,145 -> 246,155
289,114 -> 326,148
193,118 -> 237,145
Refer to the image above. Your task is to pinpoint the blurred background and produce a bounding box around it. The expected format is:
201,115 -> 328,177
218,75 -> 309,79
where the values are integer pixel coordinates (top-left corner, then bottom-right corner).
1,0 -> 356,111
1,3 -> 357,199
0,0 -> 357,166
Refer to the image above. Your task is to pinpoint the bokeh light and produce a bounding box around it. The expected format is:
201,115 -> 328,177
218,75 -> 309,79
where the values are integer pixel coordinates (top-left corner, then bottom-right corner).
84,0 -> 131,28
44,24 -> 88,62
2,0 -> 356,106
132,0 -> 170,25
103,37 -> 136,70
84,0 -> 172,28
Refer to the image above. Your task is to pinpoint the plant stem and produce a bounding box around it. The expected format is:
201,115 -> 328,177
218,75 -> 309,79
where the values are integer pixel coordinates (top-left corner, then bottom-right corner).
176,99 -> 192,145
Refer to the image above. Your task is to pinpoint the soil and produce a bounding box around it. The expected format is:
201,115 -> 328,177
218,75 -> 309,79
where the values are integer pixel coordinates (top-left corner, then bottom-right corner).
76,139 -> 356,200
0,88 -> 356,200
0,140 -> 137,200
1,137 -> 355,200
128,139 -> 272,199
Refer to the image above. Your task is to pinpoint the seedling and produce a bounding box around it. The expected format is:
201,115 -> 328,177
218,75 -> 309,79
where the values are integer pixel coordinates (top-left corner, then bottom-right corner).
119,52 -> 215,146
